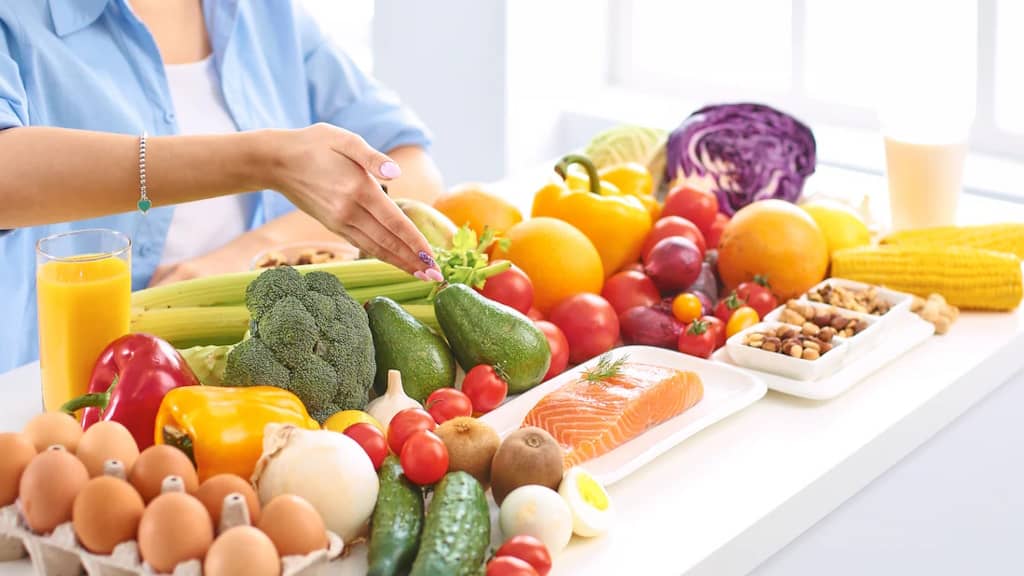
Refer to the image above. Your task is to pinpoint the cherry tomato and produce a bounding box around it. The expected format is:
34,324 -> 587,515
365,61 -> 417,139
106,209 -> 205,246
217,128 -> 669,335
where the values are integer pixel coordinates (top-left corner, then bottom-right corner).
535,321 -> 569,381
725,306 -> 760,338
641,216 -> 707,261
342,423 -> 388,470
480,262 -> 534,315
462,365 -> 509,414
495,535 -> 552,576
671,293 -> 703,323
620,262 -> 645,274
677,319 -> 716,358
387,408 -> 436,454
662,186 -> 719,237
548,294 -> 620,364
736,276 -> 778,319
486,556 -> 540,576
707,212 -> 729,249
701,315 -> 727,349
399,429 -> 449,486
601,270 -> 661,315
713,291 -> 745,324
425,388 -> 473,425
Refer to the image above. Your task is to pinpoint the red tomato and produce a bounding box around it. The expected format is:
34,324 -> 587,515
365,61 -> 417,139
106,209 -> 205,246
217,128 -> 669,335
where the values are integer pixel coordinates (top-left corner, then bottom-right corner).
425,388 -> 473,424
707,212 -> 729,249
486,556 -> 540,576
713,292 -> 745,324
671,292 -> 703,323
677,319 -> 716,359
620,262 -> 645,274
662,186 -> 719,237
736,276 -> 778,319
462,365 -> 508,414
387,408 -> 436,454
480,262 -> 534,315
527,307 -> 545,321
701,315 -> 727,349
547,294 -> 621,365
343,423 -> 388,470
534,321 -> 569,381
601,270 -> 661,315
495,536 -> 552,576
641,216 -> 707,261
399,429 -> 449,486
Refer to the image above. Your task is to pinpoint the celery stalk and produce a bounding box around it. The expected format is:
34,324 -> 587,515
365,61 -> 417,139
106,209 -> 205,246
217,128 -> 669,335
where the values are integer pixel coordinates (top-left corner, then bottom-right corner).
131,259 -> 414,310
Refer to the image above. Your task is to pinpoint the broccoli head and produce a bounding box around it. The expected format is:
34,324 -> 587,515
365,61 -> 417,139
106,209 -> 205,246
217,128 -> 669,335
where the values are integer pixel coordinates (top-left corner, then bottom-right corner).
222,267 -> 376,421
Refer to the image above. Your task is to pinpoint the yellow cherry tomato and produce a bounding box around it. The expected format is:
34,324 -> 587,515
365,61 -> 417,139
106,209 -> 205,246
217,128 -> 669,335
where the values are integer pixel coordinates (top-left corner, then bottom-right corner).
671,293 -> 703,324
725,306 -> 760,338
323,410 -> 384,435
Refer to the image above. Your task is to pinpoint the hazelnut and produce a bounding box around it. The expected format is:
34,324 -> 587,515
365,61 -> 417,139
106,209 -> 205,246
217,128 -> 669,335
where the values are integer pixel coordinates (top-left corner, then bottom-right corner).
818,327 -> 836,342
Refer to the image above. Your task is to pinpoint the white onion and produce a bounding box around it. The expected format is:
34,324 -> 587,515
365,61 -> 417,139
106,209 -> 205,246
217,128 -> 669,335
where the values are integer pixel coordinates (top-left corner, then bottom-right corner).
251,424 -> 378,542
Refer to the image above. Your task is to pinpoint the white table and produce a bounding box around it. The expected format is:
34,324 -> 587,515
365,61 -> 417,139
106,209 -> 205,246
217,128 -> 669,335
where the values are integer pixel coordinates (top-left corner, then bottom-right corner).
2,186 -> 1023,576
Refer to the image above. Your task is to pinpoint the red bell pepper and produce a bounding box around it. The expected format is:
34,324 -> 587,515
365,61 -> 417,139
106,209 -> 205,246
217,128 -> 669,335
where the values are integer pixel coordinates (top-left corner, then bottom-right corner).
62,334 -> 198,449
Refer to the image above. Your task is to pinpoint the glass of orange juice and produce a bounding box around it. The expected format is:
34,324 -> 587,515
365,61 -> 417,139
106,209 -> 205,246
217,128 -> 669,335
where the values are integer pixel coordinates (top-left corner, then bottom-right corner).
36,229 -> 131,413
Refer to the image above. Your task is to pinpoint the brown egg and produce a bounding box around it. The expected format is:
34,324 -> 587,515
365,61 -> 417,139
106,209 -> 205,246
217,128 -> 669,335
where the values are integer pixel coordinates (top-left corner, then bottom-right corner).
76,421 -> 140,478
72,476 -> 144,554
257,495 -> 328,557
139,492 -> 213,573
23,411 -> 83,452
204,526 -> 281,576
129,445 -> 198,503
195,474 -> 261,528
19,447 -> 90,533
0,432 -> 37,506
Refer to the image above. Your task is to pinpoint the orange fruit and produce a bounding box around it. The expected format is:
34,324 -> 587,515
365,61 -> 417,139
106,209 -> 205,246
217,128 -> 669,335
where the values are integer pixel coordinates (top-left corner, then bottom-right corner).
492,218 -> 603,313
433,183 -> 524,238
717,200 -> 829,300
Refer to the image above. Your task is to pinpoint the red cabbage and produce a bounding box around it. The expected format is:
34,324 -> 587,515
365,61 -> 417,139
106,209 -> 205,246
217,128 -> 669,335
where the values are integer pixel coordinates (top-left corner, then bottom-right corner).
666,103 -> 816,215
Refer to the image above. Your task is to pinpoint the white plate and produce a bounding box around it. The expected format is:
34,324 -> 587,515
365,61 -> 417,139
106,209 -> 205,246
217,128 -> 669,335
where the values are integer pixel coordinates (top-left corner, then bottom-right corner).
479,345 -> 767,486
713,312 -> 934,400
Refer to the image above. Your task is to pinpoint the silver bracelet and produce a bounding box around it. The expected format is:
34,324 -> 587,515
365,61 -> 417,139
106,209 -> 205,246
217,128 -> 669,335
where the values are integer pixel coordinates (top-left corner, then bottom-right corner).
137,131 -> 151,214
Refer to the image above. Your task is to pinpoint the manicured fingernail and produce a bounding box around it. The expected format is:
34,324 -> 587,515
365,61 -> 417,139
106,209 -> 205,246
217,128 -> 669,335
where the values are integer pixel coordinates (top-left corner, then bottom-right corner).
417,250 -> 437,268
414,270 -> 430,282
425,268 -> 444,282
380,161 -> 402,179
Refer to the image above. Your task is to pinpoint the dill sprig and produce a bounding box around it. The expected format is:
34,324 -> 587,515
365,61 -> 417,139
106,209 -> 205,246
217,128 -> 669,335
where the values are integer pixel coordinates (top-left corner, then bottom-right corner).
582,353 -> 629,382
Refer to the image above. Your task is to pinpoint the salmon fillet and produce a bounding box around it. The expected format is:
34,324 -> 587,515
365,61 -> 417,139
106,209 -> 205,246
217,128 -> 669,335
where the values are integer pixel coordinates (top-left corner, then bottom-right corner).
523,362 -> 704,468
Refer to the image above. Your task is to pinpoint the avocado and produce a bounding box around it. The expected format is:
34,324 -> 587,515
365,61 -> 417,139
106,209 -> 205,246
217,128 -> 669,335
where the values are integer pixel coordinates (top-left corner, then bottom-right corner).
366,296 -> 456,402
433,284 -> 551,394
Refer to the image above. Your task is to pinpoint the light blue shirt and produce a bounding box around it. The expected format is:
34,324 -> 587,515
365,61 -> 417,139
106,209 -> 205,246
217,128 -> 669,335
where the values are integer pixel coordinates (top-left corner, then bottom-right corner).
0,0 -> 432,372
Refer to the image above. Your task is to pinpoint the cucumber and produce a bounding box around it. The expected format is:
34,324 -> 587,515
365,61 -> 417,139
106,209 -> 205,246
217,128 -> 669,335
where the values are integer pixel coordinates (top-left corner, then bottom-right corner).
368,456 -> 425,576
410,471 -> 490,576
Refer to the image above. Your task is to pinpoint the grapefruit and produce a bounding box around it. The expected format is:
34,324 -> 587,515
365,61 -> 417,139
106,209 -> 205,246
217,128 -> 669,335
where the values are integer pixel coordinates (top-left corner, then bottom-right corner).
717,200 -> 829,299
433,183 -> 523,238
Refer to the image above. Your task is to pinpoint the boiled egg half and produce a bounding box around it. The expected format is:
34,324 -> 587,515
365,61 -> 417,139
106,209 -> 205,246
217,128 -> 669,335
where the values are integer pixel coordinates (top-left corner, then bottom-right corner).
558,467 -> 613,537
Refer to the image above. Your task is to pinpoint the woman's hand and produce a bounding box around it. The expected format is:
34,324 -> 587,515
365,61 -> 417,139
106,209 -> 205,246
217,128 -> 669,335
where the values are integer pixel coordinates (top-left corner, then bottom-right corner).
265,123 -> 443,280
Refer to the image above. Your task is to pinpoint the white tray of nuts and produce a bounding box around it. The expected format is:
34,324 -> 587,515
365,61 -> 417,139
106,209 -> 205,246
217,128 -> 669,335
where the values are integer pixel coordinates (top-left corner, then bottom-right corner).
713,278 -> 935,400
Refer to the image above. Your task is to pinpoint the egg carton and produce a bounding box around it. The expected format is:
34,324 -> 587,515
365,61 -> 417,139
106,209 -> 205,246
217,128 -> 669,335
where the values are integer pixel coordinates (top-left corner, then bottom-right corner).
0,462 -> 343,576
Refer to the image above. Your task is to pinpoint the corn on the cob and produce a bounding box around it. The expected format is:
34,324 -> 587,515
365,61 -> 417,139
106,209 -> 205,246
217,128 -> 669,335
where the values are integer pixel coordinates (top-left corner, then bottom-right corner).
881,223 -> 1024,260
131,259 -> 413,310
831,245 -> 1023,311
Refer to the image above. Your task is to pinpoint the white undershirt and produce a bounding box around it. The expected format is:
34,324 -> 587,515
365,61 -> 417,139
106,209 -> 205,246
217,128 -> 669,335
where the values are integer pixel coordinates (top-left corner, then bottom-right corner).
159,56 -> 250,266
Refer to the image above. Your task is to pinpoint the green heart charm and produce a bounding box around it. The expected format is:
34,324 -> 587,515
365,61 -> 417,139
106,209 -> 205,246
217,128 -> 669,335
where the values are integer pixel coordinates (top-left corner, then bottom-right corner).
137,198 -> 152,213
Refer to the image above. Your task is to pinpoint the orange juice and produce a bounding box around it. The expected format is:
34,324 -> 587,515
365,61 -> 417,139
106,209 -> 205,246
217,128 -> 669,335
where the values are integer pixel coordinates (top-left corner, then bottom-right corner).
37,256 -> 131,412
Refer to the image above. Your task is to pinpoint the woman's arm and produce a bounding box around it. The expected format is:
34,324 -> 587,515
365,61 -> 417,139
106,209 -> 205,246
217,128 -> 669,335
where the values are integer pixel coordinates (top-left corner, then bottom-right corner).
0,124 -> 440,277
147,144 -> 446,286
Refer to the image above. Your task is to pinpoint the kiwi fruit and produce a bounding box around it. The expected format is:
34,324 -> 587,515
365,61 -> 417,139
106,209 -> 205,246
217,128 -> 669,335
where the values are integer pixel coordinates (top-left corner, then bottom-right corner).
435,417 -> 501,488
490,426 -> 564,505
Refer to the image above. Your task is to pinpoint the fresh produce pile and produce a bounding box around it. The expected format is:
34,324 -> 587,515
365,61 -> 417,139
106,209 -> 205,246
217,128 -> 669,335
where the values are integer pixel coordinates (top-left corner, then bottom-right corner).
4,100 -> 1024,575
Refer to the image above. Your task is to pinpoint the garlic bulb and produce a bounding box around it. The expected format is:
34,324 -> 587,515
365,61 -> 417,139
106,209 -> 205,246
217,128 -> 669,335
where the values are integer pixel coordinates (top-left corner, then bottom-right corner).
365,370 -> 421,430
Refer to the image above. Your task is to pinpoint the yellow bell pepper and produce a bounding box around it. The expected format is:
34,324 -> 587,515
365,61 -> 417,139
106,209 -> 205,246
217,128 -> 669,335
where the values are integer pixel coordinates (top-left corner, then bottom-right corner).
565,160 -> 661,220
155,386 -> 320,482
532,155 -> 652,277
